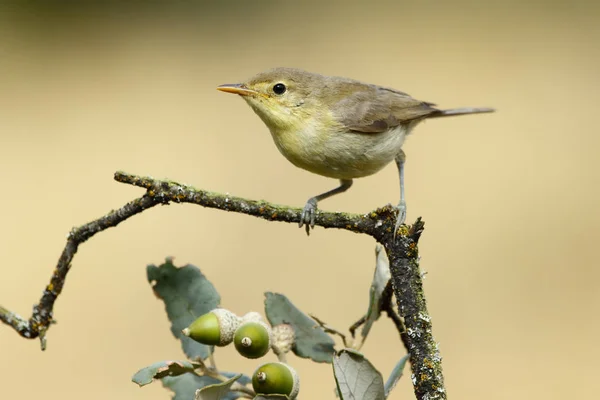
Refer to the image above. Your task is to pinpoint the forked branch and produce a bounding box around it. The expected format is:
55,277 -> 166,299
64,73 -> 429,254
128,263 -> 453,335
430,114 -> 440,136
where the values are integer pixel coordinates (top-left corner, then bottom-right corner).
0,171 -> 446,400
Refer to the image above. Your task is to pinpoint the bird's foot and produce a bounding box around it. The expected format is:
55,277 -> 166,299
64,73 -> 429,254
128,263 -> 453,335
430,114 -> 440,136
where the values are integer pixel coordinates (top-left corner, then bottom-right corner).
393,201 -> 407,240
299,198 -> 318,235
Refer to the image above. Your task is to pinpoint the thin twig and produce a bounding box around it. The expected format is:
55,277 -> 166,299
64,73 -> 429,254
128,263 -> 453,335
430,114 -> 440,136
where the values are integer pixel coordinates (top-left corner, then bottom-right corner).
348,315 -> 367,339
229,383 -> 255,398
275,352 -> 288,364
0,171 -> 446,400
310,314 -> 349,348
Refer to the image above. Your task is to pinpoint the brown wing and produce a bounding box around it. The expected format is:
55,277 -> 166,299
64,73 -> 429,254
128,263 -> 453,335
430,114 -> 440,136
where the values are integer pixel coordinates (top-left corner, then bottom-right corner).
332,85 -> 439,133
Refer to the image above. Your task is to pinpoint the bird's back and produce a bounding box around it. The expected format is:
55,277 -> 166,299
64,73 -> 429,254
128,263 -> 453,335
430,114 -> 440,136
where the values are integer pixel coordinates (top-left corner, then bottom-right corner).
317,76 -> 439,134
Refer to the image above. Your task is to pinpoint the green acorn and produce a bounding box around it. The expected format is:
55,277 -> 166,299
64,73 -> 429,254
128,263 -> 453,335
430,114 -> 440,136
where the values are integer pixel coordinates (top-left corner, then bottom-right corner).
181,308 -> 240,346
234,320 -> 272,359
252,362 -> 299,399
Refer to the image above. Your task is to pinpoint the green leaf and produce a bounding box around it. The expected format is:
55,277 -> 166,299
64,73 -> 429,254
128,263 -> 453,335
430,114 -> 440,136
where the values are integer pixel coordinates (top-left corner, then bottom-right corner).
384,354 -> 410,398
361,246 -> 391,340
194,374 -> 242,400
132,360 -> 200,386
333,349 -> 385,400
147,258 -> 221,360
163,372 -> 251,400
264,292 -> 335,363
253,395 -> 290,399
163,374 -> 219,400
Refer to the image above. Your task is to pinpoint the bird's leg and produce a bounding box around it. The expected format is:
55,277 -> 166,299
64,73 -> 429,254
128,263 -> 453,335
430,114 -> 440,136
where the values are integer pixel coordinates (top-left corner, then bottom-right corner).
394,150 -> 407,238
300,179 -> 353,235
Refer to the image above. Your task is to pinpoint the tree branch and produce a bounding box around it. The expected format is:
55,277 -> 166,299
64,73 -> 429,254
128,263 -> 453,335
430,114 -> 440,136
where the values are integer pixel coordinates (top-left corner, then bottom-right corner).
0,195 -> 161,349
383,220 -> 446,400
0,171 -> 446,400
113,171 -> 385,233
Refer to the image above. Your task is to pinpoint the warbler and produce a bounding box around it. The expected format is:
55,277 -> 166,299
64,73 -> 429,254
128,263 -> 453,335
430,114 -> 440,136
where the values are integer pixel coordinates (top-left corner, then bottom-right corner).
218,67 -> 493,235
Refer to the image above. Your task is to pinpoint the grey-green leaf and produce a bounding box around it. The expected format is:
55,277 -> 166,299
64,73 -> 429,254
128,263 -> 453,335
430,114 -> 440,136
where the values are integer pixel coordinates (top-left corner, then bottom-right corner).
163,372 -> 251,400
264,292 -> 335,363
147,258 -> 221,360
384,354 -> 409,398
333,349 -> 385,400
253,395 -> 290,400
195,374 -> 242,400
132,360 -> 200,386
361,246 -> 391,340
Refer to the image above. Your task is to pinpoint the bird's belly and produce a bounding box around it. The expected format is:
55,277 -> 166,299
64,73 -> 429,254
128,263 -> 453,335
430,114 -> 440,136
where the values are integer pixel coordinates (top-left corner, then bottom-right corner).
271,125 -> 409,180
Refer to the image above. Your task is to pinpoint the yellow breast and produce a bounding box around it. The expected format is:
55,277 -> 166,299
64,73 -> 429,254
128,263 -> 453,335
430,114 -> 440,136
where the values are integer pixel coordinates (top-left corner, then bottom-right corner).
268,118 -> 409,180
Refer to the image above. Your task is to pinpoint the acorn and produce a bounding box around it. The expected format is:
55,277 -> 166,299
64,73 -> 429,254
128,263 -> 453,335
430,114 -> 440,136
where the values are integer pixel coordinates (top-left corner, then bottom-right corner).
181,308 -> 240,346
234,320 -> 272,359
252,362 -> 299,399
270,324 -> 295,356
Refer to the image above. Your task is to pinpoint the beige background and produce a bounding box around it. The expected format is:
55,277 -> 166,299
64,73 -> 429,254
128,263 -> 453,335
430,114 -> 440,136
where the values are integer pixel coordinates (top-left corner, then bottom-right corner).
1,1 -> 598,399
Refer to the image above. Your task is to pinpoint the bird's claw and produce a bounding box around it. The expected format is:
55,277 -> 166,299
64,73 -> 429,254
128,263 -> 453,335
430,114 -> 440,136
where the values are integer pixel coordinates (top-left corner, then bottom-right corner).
299,198 -> 318,235
393,201 -> 407,240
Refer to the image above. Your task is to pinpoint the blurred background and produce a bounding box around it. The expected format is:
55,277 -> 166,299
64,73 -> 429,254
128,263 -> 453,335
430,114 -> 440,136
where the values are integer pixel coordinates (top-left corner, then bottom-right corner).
1,1 -> 598,399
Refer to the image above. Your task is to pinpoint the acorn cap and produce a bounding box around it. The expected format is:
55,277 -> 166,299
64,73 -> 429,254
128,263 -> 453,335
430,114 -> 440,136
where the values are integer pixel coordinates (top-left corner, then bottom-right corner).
270,324 -> 295,355
241,311 -> 266,323
252,362 -> 299,399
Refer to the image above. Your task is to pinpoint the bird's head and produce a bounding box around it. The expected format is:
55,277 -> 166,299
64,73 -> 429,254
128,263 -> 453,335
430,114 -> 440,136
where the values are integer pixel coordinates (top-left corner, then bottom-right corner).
217,67 -> 326,133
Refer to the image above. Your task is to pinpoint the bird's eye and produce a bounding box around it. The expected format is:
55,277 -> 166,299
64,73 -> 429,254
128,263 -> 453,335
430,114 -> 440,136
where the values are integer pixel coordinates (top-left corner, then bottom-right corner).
272,83 -> 286,95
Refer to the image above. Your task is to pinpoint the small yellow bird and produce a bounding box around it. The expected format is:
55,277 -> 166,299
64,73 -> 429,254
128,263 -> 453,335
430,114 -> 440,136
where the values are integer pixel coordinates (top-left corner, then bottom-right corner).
218,68 -> 493,235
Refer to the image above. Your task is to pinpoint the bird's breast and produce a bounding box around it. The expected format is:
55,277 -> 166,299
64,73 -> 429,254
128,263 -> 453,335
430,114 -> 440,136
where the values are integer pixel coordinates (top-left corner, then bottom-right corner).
268,120 -> 410,180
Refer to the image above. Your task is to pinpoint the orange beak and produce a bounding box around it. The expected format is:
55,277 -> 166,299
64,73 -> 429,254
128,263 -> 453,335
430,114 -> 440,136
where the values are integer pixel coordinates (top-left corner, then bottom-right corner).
217,83 -> 258,96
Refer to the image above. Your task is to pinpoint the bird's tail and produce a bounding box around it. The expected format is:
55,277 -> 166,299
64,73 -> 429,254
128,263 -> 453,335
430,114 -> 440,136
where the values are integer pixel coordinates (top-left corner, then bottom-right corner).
430,107 -> 495,118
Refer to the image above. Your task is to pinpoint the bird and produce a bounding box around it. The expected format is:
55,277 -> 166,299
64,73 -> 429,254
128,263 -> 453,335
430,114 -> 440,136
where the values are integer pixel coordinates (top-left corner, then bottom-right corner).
217,67 -> 494,235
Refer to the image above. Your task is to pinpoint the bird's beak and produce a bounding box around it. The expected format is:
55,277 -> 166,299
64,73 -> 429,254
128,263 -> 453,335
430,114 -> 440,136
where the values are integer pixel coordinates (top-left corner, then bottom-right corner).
217,83 -> 258,97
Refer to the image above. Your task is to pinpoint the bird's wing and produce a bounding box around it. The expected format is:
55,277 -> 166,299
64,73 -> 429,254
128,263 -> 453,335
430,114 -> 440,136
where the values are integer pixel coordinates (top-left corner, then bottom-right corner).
333,86 -> 439,133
